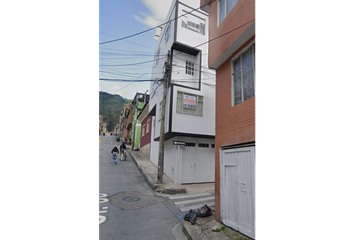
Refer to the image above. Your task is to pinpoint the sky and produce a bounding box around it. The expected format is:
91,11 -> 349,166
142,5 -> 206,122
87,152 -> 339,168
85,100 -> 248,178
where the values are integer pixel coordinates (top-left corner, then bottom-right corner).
99,0 -> 173,99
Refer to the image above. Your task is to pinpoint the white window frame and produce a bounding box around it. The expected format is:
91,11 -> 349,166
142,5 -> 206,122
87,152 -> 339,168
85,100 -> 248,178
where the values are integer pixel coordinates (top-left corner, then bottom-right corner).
146,119 -> 150,133
231,41 -> 255,106
185,61 -> 194,76
176,91 -> 203,116
142,125 -> 145,137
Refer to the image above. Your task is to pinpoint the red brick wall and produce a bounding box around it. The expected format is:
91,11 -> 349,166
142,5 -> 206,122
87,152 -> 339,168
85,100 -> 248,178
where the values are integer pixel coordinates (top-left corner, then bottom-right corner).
214,36 -> 255,221
208,0 -> 255,66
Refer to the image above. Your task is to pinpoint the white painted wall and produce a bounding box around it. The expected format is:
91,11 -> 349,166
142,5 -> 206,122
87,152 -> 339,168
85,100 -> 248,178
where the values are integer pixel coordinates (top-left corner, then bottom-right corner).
171,84 -> 215,135
171,50 -> 200,89
148,0 -> 215,184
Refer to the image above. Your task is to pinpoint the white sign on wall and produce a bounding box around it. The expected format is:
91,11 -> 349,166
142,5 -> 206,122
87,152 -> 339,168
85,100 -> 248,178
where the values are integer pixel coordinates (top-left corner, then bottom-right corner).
183,95 -> 197,109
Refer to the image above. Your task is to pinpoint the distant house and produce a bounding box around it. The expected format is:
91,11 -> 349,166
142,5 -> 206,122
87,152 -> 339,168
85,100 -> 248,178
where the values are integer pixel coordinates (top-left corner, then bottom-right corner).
119,103 -> 133,141
148,0 -> 216,184
131,92 -> 150,150
137,102 -> 152,158
200,0 -> 255,238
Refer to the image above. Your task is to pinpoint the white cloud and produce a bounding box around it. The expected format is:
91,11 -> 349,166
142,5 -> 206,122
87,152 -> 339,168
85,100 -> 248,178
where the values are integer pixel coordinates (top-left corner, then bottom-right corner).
134,0 -> 173,27
133,12 -> 161,28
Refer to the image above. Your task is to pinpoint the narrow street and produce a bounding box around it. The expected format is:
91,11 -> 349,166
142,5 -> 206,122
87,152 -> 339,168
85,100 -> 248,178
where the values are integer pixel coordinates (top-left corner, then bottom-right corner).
99,135 -> 186,240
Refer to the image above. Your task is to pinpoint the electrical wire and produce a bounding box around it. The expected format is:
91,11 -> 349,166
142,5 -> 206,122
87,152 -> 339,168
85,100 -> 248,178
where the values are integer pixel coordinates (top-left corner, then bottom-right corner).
99,0 -> 217,45
99,78 -> 158,82
99,77 -> 215,82
99,20 -> 254,70
99,57 -> 166,67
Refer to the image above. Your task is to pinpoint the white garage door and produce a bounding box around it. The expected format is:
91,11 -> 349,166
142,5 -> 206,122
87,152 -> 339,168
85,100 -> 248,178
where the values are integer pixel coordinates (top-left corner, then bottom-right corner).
220,146 -> 255,239
181,142 -> 215,184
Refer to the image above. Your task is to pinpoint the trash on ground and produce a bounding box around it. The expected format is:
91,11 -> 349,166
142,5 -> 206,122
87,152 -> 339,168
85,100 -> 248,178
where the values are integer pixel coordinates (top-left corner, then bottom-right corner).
196,204 -> 212,217
183,209 -> 198,225
183,204 -> 212,225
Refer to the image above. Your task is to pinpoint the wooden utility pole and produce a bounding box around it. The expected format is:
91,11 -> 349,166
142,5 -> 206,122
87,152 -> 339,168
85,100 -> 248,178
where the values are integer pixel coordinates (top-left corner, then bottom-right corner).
157,51 -> 171,184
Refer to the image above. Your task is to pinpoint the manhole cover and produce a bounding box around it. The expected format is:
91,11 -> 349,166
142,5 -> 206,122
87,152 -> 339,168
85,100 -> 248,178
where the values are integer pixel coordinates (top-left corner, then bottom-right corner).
123,196 -> 140,202
109,191 -> 166,210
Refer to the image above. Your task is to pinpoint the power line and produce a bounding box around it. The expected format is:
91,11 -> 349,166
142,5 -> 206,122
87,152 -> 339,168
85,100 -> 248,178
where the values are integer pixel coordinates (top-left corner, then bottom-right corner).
100,20 -> 254,70
107,68 -> 153,94
99,0 -> 217,45
99,78 -> 158,82
99,77 -> 215,82
99,57 -> 166,67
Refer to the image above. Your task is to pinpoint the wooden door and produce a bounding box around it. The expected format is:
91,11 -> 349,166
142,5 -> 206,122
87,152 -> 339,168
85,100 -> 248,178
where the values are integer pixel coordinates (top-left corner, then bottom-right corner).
220,146 -> 255,239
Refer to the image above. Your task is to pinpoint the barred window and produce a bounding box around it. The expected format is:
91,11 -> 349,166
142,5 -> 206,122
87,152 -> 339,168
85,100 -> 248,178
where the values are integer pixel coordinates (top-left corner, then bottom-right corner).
185,61 -> 194,76
198,143 -> 209,148
177,91 -> 203,116
185,142 -> 196,147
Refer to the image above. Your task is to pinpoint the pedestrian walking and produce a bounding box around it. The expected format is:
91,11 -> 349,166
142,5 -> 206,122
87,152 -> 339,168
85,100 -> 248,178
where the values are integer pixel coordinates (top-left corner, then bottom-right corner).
111,144 -> 119,164
119,141 -> 127,161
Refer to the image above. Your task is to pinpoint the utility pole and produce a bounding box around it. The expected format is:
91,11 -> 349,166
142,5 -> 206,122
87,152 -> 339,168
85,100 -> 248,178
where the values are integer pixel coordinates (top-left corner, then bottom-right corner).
157,51 -> 171,184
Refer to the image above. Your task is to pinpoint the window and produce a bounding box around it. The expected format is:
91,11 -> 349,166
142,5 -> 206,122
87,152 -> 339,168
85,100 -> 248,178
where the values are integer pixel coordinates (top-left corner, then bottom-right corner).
198,143 -> 209,148
142,125 -> 145,137
232,43 -> 255,106
185,142 -> 196,147
177,91 -> 203,116
147,120 -> 150,133
218,0 -> 239,25
185,61 -> 194,76
211,144 -> 215,148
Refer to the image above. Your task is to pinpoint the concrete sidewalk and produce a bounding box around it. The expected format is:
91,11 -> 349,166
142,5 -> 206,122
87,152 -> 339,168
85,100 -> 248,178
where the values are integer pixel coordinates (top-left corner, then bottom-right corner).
127,149 -> 214,195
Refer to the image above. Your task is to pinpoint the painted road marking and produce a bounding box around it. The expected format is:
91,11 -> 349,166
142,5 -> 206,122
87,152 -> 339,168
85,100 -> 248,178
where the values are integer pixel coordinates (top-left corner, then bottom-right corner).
99,193 -> 109,225
168,193 -> 215,213
98,137 -> 106,145
179,201 -> 215,212
168,193 -> 212,200
173,196 -> 214,206
98,215 -> 107,225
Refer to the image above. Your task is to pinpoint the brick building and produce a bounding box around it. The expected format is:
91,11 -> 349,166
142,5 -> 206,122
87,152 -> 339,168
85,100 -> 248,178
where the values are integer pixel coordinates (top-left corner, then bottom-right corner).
200,0 -> 255,238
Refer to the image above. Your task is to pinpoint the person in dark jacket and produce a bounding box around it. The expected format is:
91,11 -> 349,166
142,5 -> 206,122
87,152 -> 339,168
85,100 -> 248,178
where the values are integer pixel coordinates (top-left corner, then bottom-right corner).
119,142 -> 127,161
111,145 -> 119,164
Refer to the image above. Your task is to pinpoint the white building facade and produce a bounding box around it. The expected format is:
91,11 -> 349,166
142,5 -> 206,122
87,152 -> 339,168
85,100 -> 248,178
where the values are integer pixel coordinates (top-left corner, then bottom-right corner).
148,0 -> 215,184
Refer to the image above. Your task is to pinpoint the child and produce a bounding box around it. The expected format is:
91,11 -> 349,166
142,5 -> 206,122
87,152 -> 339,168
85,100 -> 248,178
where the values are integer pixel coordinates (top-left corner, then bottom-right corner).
111,144 -> 119,164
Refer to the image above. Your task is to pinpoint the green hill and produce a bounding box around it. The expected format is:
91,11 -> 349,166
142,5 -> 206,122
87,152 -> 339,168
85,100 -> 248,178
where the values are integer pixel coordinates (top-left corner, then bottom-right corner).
99,91 -> 131,131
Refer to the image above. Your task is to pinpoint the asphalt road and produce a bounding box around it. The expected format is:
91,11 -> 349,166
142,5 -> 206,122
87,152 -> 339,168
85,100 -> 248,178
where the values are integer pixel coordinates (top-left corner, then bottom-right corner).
99,135 -> 185,240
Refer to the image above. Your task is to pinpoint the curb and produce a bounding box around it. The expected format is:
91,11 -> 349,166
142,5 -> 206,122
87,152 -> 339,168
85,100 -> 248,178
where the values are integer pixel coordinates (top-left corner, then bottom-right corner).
161,188 -> 187,194
127,150 -> 158,191
181,223 -> 194,240
128,150 -> 187,194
